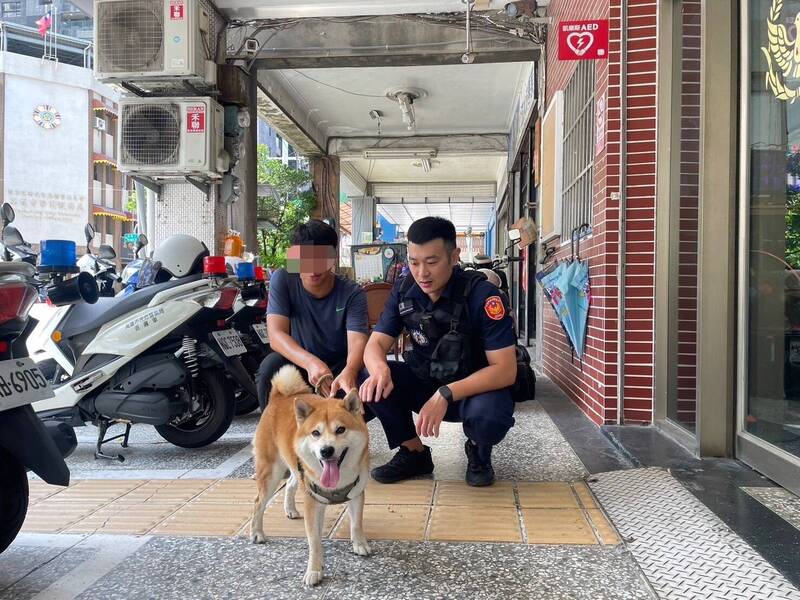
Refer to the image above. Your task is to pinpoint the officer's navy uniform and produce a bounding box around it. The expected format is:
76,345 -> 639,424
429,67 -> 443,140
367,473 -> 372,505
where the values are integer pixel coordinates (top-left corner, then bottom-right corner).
369,268 -> 517,449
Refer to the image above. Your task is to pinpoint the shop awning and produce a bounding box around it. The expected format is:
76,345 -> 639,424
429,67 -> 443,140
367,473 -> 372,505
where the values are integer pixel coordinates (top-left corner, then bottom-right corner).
93,153 -> 117,168
92,205 -> 135,222
92,99 -> 118,117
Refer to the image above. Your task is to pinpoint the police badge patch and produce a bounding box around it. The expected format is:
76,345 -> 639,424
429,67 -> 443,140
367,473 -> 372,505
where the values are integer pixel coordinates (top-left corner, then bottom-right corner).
411,329 -> 429,346
484,295 -> 506,320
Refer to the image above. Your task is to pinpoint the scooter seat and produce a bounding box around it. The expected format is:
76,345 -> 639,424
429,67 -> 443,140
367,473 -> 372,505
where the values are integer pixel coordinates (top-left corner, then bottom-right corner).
60,274 -> 203,339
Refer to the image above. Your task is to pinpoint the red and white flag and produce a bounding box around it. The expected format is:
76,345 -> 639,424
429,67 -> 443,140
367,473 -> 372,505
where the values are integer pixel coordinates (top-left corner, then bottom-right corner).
36,12 -> 52,37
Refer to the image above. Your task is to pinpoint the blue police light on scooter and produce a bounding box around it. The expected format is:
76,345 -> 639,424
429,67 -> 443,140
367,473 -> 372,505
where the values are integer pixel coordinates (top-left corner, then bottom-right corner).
39,240 -> 79,273
236,262 -> 255,281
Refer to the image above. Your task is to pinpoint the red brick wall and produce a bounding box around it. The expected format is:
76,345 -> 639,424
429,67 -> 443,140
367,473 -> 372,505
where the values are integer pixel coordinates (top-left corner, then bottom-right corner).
677,0 -> 701,426
542,0 -> 658,424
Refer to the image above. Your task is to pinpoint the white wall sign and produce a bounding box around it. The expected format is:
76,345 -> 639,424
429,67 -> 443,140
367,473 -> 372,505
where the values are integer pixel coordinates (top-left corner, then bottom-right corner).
595,93 -> 606,156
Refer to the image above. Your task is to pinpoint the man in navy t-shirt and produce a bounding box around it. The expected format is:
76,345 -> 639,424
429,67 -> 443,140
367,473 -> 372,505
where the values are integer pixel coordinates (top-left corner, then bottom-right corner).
255,220 -> 370,409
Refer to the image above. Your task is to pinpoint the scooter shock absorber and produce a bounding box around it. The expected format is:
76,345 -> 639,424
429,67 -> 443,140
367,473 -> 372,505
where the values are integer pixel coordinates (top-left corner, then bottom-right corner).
182,336 -> 199,378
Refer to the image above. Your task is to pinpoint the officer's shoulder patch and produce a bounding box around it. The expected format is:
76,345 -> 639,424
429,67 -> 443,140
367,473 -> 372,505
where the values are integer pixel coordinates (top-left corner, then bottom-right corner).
484,295 -> 505,320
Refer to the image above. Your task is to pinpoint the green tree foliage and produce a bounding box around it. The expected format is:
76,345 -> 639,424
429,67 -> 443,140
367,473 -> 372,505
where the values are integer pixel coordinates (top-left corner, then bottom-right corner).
257,145 -> 315,268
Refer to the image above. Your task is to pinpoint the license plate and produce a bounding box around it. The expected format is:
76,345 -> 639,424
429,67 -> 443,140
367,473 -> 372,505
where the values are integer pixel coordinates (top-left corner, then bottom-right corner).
252,323 -> 269,345
0,358 -> 54,411
211,329 -> 247,357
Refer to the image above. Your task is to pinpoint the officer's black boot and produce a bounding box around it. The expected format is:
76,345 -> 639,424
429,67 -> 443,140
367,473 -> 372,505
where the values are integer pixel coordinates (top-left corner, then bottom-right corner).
465,440 -> 495,487
371,445 -> 434,484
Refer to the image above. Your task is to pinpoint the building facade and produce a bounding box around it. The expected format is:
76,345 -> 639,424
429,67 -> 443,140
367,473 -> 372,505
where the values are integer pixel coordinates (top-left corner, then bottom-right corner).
0,49 -> 134,261
527,0 -> 799,495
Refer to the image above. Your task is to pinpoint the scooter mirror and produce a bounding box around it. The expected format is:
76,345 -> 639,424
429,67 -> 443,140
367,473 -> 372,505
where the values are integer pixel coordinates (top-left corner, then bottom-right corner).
1,203 -> 15,225
98,244 -> 116,260
84,223 -> 96,247
508,228 -> 521,241
1,225 -> 24,247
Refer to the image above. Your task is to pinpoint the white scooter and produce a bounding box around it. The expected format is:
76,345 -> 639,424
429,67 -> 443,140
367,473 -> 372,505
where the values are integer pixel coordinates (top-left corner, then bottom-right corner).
29,235 -> 254,460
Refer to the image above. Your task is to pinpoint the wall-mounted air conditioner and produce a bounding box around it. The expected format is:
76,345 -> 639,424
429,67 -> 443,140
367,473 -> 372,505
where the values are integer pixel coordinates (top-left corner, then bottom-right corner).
94,116 -> 107,131
94,0 -> 216,85
118,97 -> 227,178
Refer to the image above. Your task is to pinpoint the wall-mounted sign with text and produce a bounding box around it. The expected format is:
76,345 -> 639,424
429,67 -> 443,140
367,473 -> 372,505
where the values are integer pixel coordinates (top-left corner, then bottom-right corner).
558,20 -> 609,61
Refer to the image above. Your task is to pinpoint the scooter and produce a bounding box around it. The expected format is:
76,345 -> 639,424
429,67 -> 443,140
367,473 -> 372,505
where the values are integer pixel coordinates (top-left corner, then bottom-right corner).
227,263 -> 269,415
28,236 -> 256,460
0,204 -> 96,553
77,223 -> 121,297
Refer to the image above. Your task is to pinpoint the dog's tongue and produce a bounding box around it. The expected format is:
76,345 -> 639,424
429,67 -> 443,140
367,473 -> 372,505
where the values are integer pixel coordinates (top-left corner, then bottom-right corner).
320,458 -> 340,489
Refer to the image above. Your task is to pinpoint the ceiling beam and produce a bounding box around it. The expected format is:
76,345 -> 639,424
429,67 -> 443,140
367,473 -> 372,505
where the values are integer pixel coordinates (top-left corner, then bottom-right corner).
329,134 -> 508,158
232,13 -> 541,69
256,74 -> 326,157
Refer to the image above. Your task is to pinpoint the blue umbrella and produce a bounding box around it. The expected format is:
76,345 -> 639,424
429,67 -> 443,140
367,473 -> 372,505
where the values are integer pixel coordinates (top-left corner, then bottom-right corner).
537,258 -> 591,358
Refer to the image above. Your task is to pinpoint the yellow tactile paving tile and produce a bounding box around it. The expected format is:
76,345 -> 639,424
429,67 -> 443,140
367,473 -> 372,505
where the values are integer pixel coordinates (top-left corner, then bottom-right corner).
151,501 -> 253,536
522,508 -> 597,545
586,508 -> 622,545
517,482 -> 579,509
22,502 -> 103,533
194,479 -> 257,503
333,504 -> 430,541
115,479 -> 215,504
64,503 -> 181,535
21,477 -> 621,545
434,481 -> 516,508
27,481 -> 69,504
572,481 -> 599,509
428,505 -> 522,542
363,480 -> 435,505
45,479 -> 144,504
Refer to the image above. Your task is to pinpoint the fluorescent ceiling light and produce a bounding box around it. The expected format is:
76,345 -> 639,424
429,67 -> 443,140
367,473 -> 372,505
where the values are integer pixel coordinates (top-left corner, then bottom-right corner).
362,149 -> 437,160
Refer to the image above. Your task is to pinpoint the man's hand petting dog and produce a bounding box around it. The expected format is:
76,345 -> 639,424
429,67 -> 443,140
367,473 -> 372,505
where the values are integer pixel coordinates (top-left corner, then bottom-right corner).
416,390 -> 448,438
329,367 -> 357,398
307,358 -> 333,396
359,366 -> 394,404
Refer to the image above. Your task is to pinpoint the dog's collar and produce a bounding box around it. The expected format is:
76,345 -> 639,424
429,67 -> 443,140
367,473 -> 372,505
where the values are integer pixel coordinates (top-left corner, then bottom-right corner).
296,448 -> 359,505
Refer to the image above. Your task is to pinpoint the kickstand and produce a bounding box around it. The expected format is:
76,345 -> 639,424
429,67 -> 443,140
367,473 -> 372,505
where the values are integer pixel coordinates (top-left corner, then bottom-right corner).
94,420 -> 130,462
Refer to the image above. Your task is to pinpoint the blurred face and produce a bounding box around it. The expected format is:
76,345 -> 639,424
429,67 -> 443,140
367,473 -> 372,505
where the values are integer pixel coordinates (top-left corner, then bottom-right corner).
407,239 -> 460,299
287,245 -> 336,289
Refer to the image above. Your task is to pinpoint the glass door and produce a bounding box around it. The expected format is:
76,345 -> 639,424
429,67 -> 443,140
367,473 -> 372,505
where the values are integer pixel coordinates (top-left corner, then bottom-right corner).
738,0 -> 800,495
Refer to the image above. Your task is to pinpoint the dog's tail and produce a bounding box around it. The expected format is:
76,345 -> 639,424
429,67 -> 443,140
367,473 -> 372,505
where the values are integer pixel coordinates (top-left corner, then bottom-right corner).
271,364 -> 311,397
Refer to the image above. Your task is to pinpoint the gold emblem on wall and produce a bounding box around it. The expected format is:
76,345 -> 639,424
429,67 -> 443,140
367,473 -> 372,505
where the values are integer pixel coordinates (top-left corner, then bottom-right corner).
762,0 -> 800,102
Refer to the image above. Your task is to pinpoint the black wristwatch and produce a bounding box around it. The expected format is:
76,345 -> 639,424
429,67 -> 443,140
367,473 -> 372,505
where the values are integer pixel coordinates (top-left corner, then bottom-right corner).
437,385 -> 454,404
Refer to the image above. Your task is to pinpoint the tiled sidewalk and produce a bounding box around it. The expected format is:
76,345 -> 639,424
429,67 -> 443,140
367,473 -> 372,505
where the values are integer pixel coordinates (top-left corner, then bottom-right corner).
23,478 -> 621,545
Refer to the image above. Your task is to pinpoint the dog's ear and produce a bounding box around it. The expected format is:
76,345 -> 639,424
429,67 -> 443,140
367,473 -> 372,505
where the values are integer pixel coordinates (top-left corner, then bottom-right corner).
294,398 -> 313,423
342,389 -> 362,415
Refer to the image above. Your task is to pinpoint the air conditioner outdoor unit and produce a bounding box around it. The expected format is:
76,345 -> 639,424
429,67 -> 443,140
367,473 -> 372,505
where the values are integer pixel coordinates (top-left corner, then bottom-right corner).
94,117 -> 107,131
94,0 -> 216,85
118,97 -> 227,178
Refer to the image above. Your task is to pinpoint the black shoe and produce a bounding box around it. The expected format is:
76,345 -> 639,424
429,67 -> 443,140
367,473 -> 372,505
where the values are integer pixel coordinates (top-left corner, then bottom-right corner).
371,446 -> 434,484
465,440 -> 495,487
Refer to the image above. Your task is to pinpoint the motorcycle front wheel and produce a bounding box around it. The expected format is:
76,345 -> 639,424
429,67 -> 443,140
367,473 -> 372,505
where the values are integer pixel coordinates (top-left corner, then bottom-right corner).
0,446 -> 29,553
154,369 -> 235,448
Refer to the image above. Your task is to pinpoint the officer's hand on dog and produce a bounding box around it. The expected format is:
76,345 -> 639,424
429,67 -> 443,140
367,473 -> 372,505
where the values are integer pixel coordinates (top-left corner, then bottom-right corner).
416,392 -> 448,438
359,366 -> 394,404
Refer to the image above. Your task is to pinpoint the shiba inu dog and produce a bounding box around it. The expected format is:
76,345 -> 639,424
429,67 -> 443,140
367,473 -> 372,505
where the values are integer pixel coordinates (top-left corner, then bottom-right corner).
249,365 -> 371,586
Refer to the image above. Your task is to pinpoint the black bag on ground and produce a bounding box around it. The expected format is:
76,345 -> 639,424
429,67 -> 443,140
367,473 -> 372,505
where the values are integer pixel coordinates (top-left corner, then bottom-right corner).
511,344 -> 536,403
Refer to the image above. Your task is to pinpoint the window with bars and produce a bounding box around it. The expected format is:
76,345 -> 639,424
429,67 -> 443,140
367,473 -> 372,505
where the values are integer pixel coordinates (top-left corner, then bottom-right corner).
561,60 -> 595,238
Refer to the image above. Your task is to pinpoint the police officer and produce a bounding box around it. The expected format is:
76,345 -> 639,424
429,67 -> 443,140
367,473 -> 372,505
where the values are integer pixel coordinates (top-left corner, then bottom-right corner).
360,217 -> 517,487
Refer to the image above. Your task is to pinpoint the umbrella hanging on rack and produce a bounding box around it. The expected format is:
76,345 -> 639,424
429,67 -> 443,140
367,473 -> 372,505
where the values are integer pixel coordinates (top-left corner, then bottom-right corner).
536,225 -> 592,359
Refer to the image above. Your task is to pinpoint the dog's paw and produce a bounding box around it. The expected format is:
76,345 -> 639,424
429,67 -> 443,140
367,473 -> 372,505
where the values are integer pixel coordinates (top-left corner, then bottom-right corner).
303,569 -> 323,587
285,508 -> 300,520
250,531 -> 267,544
352,539 -> 372,557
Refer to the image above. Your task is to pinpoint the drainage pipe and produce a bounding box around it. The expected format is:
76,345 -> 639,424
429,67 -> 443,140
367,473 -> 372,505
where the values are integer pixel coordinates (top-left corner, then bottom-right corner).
616,1 -> 628,426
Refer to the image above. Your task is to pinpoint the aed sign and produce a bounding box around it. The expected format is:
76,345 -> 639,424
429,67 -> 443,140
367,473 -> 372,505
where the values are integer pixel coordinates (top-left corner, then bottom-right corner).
558,20 -> 609,61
